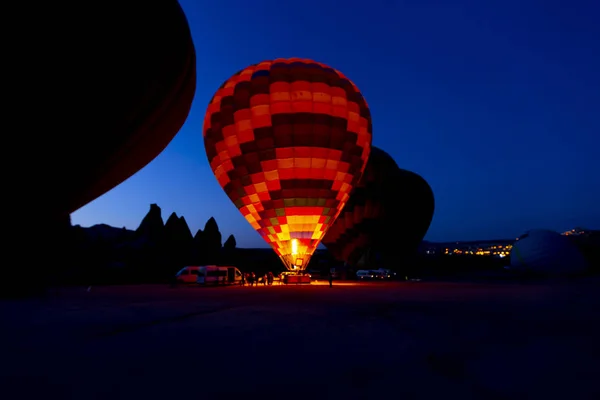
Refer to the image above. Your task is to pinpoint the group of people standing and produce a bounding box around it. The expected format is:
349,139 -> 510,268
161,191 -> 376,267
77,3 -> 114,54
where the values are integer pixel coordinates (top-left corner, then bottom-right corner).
240,271 -> 334,287
241,271 -> 275,286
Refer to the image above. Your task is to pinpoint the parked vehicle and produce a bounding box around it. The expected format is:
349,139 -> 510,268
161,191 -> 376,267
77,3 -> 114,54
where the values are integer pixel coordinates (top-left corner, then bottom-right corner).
196,265 -> 243,285
174,266 -> 201,284
356,270 -> 375,280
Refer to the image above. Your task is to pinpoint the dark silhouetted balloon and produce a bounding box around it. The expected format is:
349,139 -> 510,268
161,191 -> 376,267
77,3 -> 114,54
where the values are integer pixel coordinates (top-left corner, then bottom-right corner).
322,147 -> 435,267
7,2 -> 196,297
203,58 -> 372,271
25,1 -> 196,223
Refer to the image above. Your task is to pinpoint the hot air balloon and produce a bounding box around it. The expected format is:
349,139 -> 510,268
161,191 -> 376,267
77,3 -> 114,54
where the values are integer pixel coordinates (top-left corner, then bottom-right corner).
203,58 -> 372,271
322,147 -> 435,269
4,1 -> 195,297
23,1 -> 196,226
510,229 -> 589,275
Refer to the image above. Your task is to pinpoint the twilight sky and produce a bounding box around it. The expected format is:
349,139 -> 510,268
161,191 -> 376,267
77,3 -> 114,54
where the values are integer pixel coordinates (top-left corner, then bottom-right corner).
72,0 -> 600,247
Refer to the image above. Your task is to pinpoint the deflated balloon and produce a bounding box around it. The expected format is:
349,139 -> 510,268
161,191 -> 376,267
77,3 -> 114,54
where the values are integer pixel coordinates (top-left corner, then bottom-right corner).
322,147 -> 435,267
203,58 -> 372,270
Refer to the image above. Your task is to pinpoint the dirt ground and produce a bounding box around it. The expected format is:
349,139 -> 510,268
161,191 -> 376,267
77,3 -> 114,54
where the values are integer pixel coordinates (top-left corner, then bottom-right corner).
1,279 -> 599,399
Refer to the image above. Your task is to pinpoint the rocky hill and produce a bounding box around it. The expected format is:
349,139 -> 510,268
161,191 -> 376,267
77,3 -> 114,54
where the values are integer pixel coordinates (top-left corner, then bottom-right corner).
64,203 -> 237,284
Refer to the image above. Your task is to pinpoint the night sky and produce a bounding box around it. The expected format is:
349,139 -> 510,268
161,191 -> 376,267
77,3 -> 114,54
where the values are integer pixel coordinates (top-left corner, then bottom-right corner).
72,0 -> 600,247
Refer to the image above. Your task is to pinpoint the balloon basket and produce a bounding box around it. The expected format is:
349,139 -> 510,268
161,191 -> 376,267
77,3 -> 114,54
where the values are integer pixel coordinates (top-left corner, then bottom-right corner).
283,275 -> 311,285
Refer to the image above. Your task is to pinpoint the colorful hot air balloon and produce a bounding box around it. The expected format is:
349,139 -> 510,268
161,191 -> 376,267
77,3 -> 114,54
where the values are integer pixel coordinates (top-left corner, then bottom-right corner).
203,58 -> 372,271
23,1 -> 196,225
322,147 -> 435,268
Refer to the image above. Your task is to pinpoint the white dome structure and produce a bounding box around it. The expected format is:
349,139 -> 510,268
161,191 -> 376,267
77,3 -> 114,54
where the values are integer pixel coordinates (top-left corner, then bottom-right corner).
510,229 -> 589,275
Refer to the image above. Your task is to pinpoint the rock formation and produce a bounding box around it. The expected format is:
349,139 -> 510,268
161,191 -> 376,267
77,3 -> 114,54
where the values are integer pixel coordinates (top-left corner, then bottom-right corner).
136,203 -> 164,243
202,217 -> 222,264
224,234 -> 237,250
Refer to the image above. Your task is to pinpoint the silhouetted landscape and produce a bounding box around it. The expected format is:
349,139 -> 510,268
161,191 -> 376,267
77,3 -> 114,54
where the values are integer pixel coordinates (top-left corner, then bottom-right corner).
44,203 -> 598,288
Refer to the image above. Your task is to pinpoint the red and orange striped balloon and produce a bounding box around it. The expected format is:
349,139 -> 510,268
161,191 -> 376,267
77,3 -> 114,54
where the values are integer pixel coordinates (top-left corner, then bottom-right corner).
203,58 -> 372,270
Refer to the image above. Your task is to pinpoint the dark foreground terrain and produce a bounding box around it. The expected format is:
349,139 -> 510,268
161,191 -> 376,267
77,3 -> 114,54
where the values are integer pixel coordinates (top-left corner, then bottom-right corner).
1,279 -> 599,400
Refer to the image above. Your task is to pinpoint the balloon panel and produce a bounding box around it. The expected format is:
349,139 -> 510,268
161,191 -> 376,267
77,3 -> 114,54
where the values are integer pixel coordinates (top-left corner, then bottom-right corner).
204,58 -> 372,268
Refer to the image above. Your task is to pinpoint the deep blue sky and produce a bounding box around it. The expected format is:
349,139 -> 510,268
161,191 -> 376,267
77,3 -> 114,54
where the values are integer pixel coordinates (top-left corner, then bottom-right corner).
72,0 -> 600,247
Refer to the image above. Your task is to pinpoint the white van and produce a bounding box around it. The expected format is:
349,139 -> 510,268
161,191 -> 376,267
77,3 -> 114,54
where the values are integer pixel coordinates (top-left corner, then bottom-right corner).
174,266 -> 201,284
374,268 -> 393,279
196,265 -> 243,285
356,270 -> 375,280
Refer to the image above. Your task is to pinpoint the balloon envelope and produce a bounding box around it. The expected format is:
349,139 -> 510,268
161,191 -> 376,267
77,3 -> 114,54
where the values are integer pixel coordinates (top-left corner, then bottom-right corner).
510,229 -> 588,275
203,58 -> 372,270
26,1 -> 196,222
322,147 -> 435,267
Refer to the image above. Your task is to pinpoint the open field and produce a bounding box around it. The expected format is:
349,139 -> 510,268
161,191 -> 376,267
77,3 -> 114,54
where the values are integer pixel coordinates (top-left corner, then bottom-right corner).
1,280 -> 599,399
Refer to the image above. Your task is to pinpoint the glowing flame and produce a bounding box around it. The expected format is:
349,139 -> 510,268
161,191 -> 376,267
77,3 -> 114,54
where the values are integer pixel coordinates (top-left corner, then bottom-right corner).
291,239 -> 298,255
